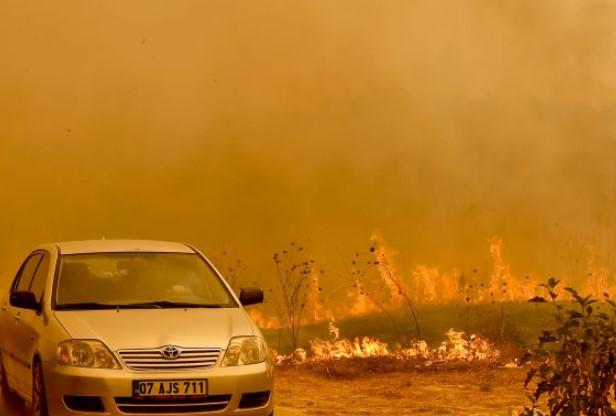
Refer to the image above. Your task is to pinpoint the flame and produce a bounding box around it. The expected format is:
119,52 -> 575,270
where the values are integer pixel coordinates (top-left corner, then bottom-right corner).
413,264 -> 438,302
411,265 -> 462,303
249,234 -> 614,332
346,280 -> 380,316
367,234 -> 541,306
248,309 -> 280,329
399,340 -> 429,359
433,329 -> 497,362
486,237 -> 540,302
276,322 -> 499,364
303,269 -> 335,324
370,231 -> 404,303
308,321 -> 391,361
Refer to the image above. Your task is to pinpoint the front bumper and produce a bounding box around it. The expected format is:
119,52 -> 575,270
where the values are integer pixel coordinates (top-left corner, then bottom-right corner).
42,361 -> 274,416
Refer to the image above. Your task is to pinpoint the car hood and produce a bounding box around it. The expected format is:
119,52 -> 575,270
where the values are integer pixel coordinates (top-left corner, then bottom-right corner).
54,308 -> 255,351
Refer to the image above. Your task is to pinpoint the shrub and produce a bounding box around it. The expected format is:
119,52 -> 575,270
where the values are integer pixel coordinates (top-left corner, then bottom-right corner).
521,278 -> 616,415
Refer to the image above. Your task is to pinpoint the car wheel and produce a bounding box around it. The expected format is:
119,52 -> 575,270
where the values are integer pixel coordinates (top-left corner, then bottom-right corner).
31,361 -> 48,416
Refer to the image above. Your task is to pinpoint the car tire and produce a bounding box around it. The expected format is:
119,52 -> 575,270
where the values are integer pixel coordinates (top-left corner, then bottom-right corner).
31,360 -> 48,416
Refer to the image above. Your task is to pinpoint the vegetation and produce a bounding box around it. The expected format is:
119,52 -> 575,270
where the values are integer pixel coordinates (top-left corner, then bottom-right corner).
270,242 -> 319,353
216,241 -> 616,415
522,278 -> 616,416
261,301 -> 553,355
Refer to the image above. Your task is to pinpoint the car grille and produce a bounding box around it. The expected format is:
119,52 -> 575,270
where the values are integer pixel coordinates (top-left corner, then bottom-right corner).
114,395 -> 231,414
117,347 -> 222,371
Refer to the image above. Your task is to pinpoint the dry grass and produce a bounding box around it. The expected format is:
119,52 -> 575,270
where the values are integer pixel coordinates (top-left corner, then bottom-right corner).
295,357 -> 507,379
275,363 -> 530,416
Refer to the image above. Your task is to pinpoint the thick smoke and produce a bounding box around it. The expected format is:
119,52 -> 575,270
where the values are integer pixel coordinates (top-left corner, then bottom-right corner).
1,0 -> 615,288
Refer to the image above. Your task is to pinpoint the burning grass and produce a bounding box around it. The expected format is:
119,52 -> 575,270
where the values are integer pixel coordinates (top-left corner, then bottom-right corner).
255,235 -> 565,360
273,322 -> 512,371
249,235 -> 608,414
262,301 -> 553,356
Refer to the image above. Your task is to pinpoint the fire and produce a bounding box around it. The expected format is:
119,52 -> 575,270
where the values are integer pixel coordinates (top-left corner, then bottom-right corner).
248,309 -> 280,329
486,237 -> 540,302
370,234 -> 542,306
362,232 -> 542,309
346,280 -> 380,316
370,231 -> 404,303
411,265 -> 462,303
433,329 -> 497,362
248,233 -> 614,349
303,269 -> 334,324
250,235 -> 544,330
275,322 -> 500,364
308,321 -> 391,360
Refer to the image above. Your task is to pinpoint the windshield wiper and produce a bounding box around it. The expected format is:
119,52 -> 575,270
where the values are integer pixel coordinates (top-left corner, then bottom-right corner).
55,301 -> 228,310
55,302 -> 120,310
117,301 -> 228,309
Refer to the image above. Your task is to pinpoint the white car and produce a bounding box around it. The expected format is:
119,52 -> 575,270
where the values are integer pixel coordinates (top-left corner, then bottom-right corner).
0,240 -> 274,416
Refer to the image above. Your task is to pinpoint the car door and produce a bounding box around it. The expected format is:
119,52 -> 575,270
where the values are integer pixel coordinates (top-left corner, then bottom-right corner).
2,252 -> 43,395
12,251 -> 50,398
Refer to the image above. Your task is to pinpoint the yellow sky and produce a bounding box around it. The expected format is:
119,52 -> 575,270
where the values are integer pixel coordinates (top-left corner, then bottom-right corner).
1,0 -> 615,285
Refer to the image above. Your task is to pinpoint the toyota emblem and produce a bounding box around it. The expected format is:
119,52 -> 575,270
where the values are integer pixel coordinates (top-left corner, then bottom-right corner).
160,345 -> 182,360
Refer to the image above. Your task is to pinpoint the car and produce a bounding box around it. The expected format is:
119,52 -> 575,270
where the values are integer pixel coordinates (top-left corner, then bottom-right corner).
0,240 -> 274,416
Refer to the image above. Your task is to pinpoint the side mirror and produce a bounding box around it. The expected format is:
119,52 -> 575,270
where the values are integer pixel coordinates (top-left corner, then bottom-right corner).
10,291 -> 40,311
239,287 -> 264,306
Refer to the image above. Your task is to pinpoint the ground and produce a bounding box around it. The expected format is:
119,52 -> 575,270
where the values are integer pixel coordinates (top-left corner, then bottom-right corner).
0,366 -> 531,415
275,365 -> 529,416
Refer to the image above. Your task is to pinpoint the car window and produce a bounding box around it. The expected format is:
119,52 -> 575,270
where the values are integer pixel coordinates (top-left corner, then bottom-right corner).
55,252 -> 237,309
29,253 -> 50,301
14,253 -> 43,293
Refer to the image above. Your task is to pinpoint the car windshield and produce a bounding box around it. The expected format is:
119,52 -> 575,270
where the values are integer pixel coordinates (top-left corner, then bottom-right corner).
54,252 -> 237,309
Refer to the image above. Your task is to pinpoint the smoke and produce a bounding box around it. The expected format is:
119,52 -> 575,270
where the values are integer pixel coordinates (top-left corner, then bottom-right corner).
1,0 -> 615,288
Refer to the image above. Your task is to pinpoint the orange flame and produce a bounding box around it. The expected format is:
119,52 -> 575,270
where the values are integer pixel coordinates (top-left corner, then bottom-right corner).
250,234 -> 613,332
275,322 -> 499,364
370,231 -> 404,303
303,269 -> 334,324
346,280 -> 380,316
308,321 -> 391,361
248,309 -> 280,329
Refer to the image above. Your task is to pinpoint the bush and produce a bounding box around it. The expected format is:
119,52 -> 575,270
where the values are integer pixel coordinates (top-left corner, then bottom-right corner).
522,278 -> 616,415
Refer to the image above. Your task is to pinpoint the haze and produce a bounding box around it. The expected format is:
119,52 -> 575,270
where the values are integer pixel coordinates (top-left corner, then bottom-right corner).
1,1 -> 615,289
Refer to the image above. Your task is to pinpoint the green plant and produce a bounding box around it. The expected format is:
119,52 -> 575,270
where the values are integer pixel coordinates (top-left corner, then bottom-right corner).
521,278 -> 616,416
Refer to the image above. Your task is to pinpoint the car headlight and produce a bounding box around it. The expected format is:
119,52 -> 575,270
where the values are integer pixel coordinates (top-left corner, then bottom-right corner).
222,336 -> 268,366
57,340 -> 121,369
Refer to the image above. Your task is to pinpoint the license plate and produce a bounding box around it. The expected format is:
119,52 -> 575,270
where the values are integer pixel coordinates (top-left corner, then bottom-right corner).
133,379 -> 208,398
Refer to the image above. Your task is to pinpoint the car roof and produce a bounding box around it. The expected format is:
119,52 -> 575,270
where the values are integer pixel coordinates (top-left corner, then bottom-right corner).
52,240 -> 195,255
